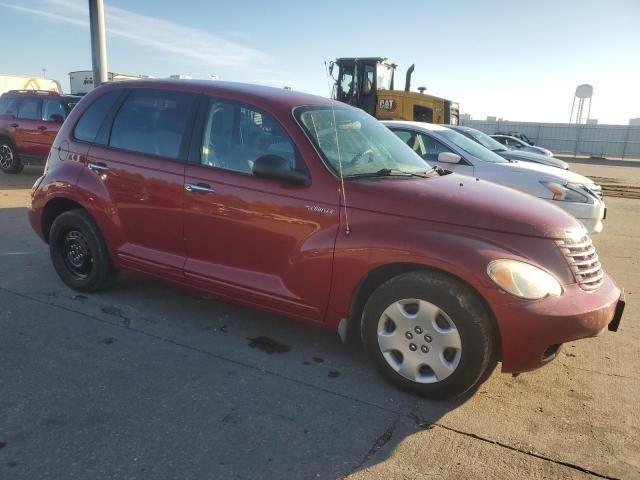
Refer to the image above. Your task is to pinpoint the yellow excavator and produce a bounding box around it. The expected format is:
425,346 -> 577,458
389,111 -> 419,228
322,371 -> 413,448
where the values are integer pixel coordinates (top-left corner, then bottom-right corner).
330,57 -> 459,125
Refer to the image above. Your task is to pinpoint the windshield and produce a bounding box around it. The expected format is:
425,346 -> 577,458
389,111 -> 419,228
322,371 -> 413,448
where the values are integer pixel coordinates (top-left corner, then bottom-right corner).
464,129 -> 508,152
296,106 -> 430,177
438,130 -> 508,163
377,63 -> 394,90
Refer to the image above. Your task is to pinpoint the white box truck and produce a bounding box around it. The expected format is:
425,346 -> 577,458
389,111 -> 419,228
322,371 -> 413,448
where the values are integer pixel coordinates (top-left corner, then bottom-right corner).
69,71 -> 149,95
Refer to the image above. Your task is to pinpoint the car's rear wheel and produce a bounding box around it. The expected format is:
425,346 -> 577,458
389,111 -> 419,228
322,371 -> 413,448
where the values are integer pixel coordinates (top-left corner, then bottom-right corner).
49,209 -> 117,292
0,140 -> 23,174
361,270 -> 496,399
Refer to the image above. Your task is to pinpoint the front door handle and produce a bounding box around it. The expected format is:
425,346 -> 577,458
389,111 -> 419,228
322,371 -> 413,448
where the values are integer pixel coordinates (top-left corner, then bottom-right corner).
37,126 -> 47,131
88,162 -> 109,172
185,183 -> 215,194
9,123 -> 18,128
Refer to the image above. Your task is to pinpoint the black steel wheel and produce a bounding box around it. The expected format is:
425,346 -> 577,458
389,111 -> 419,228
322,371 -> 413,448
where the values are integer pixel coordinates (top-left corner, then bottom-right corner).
49,209 -> 117,292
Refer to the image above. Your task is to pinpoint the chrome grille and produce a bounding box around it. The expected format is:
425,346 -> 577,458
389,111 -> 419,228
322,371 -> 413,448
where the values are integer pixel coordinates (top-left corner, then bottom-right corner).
557,235 -> 604,290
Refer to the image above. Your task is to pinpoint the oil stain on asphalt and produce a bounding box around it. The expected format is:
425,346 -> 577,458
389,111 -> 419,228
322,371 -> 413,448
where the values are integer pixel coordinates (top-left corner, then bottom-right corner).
247,336 -> 291,354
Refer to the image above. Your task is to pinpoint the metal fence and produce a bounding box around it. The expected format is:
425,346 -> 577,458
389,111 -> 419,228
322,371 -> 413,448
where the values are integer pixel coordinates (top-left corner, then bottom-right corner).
461,120 -> 640,159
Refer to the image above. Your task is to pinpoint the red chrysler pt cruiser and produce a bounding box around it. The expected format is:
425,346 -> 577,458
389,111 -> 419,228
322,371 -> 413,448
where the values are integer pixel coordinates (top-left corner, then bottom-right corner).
29,80 -> 624,398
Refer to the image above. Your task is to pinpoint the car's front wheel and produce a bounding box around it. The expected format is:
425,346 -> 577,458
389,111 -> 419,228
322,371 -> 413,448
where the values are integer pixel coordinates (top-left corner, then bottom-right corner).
0,140 -> 23,174
361,270 -> 497,399
49,209 -> 117,292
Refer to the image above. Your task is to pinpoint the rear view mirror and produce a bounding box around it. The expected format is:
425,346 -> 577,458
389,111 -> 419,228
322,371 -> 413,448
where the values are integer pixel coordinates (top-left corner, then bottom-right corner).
253,154 -> 309,185
49,114 -> 64,123
438,152 -> 462,164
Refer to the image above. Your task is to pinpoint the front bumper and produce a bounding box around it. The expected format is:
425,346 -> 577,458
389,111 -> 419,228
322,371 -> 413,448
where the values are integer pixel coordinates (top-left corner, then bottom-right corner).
489,273 -> 622,373
548,198 -> 606,234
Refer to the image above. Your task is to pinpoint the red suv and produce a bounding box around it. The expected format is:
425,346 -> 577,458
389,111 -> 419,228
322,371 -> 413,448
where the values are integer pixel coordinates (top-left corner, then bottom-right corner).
28,80 -> 624,398
0,90 -> 80,173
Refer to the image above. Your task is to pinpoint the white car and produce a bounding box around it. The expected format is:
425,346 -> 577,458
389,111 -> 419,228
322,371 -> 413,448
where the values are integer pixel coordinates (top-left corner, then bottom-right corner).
491,134 -> 554,157
384,121 -> 605,234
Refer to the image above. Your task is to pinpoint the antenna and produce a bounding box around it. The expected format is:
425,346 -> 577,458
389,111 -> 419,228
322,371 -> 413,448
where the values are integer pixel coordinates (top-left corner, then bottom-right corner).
324,61 -> 351,236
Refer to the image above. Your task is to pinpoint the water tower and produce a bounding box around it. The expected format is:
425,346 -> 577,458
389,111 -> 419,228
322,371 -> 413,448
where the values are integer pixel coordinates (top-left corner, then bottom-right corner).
569,84 -> 593,124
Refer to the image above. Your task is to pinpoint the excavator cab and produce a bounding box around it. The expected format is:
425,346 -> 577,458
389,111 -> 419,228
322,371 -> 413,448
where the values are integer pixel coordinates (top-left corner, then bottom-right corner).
332,57 -> 396,116
331,57 -> 459,125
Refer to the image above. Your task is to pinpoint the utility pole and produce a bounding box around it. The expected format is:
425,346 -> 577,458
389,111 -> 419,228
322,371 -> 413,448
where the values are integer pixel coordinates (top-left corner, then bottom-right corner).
88,0 -> 108,87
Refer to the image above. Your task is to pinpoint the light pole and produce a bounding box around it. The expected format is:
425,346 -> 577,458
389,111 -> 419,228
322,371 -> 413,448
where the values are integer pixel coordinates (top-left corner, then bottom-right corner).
88,0 -> 108,87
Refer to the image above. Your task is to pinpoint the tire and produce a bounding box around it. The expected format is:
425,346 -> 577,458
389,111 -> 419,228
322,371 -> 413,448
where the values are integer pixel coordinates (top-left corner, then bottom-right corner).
49,209 -> 118,292
361,270 -> 496,399
0,140 -> 23,174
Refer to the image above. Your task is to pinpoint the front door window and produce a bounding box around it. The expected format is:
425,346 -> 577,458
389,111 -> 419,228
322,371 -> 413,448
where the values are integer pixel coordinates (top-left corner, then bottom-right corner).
200,100 -> 296,174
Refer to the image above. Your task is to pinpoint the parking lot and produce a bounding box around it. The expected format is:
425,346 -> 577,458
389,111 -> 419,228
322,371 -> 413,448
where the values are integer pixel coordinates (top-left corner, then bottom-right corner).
0,161 -> 638,479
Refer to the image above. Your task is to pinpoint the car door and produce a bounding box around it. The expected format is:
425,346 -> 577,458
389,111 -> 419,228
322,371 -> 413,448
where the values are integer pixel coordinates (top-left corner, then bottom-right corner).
84,88 -> 197,280
183,97 -> 339,323
13,98 -> 43,157
36,98 -> 68,157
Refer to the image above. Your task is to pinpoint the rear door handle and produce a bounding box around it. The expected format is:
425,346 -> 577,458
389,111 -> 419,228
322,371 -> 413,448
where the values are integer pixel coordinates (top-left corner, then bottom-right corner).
88,162 -> 109,172
9,123 -> 18,128
185,183 -> 215,194
37,126 -> 47,131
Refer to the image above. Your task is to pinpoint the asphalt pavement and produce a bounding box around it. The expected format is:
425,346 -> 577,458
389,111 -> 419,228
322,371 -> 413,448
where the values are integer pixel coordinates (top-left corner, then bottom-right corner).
0,163 -> 638,479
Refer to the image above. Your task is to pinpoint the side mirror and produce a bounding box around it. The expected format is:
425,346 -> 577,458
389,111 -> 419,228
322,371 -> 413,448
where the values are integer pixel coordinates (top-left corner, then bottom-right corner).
49,114 -> 64,123
253,154 -> 309,185
529,141 -> 536,146
438,152 -> 462,164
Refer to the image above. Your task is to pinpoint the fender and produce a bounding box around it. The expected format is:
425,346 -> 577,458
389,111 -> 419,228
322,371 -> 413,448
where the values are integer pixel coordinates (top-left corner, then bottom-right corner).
325,208 -> 574,336
34,161 -> 126,268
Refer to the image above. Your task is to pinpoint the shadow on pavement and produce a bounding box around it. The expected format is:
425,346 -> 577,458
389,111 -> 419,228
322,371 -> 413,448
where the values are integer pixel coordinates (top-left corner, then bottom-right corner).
0,202 -> 471,479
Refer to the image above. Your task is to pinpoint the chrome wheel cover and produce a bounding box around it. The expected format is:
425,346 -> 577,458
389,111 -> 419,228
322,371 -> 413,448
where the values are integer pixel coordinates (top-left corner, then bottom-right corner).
377,298 -> 462,384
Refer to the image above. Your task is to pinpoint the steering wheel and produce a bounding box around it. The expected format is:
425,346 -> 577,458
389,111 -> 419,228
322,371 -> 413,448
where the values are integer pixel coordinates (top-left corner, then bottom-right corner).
348,148 -> 375,166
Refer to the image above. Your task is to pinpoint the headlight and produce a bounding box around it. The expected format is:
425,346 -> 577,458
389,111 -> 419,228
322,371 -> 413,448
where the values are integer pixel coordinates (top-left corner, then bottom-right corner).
487,259 -> 562,299
540,181 -> 589,203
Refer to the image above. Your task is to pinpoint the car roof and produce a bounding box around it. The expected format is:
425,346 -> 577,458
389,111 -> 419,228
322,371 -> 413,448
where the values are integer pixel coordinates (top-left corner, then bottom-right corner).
98,79 -> 339,111
1,90 -> 64,98
447,125 -> 473,132
381,120 -> 451,132
493,134 -> 525,141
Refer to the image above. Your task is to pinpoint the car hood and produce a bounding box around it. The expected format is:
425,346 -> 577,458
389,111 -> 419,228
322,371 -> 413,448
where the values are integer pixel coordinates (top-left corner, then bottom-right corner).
345,173 -> 581,239
492,160 -> 595,185
496,150 -> 569,169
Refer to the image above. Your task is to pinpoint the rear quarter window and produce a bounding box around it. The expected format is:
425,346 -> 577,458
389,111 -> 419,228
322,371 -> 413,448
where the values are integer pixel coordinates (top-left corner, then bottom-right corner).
73,91 -> 121,143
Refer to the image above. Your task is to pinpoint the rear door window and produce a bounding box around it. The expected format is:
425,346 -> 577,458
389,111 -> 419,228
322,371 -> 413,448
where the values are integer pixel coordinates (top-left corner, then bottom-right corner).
17,98 -> 41,120
109,89 -> 194,160
74,90 -> 122,143
200,99 -> 296,174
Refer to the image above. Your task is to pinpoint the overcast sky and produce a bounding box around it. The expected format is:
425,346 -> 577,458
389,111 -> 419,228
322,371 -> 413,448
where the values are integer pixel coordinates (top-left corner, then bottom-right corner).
1,0 -> 639,124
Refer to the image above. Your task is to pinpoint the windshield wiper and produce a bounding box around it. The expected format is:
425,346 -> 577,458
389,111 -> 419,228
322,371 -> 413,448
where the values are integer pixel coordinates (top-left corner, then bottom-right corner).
346,168 -> 436,179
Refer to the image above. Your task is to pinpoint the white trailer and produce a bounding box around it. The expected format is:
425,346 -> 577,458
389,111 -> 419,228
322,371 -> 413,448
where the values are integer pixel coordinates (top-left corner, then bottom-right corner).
69,70 -> 149,95
0,75 -> 62,95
